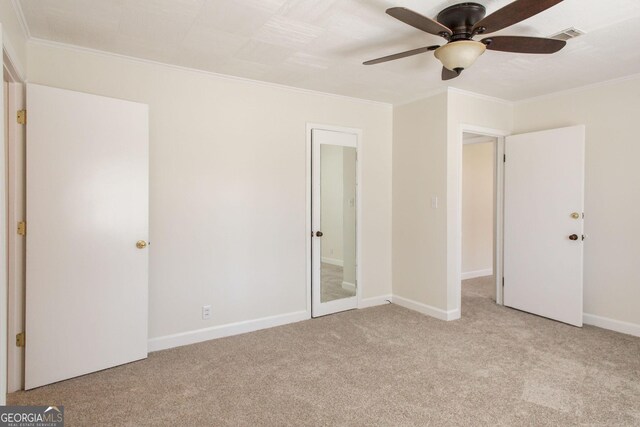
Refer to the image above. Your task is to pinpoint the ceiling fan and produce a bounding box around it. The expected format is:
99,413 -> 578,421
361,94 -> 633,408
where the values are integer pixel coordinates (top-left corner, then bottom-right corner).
363,0 -> 567,80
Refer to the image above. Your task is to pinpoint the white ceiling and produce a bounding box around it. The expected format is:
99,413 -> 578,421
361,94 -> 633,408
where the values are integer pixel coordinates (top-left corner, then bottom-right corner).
17,0 -> 640,104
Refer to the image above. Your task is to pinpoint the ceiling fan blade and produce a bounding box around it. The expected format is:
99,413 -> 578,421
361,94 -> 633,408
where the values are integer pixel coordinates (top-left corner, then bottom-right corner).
387,7 -> 452,38
473,0 -> 564,34
363,45 -> 440,65
483,36 -> 566,54
442,67 -> 460,81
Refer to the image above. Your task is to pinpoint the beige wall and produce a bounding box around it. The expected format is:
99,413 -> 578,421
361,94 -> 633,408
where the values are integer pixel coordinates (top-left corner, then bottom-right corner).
514,77 -> 640,326
392,91 -> 511,316
392,93 -> 448,310
462,142 -> 494,275
26,41 -> 393,340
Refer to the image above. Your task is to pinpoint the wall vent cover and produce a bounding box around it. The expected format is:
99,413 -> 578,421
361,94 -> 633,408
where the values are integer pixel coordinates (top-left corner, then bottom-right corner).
551,27 -> 586,41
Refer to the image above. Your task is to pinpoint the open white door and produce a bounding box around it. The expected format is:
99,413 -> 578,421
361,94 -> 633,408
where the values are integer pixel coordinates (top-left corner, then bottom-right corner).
311,129 -> 359,317
504,125 -> 585,326
25,84 -> 149,389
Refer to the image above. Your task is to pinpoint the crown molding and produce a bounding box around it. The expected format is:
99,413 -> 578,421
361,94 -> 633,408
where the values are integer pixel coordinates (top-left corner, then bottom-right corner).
447,87 -> 513,107
15,0 -> 640,110
2,35 -> 25,81
393,87 -> 449,107
27,37 -> 393,109
10,0 -> 31,39
514,72 -> 640,106
393,86 -> 514,109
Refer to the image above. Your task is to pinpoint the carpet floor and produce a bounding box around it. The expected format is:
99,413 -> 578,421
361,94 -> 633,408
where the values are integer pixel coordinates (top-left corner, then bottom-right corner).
9,276 -> 640,426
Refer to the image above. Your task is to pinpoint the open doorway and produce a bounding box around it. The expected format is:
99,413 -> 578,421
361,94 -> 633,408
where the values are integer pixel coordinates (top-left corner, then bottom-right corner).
462,132 -> 497,303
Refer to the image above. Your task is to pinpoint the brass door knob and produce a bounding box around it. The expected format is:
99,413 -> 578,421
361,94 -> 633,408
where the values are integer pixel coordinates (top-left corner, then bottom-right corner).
315,231 -> 323,237
571,212 -> 580,219
136,240 -> 148,249
569,234 -> 579,241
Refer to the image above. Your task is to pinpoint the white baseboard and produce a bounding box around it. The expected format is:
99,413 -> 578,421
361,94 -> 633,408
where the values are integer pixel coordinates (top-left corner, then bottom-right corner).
359,294 -> 393,309
342,281 -> 356,291
583,313 -> 640,338
392,295 -> 461,321
148,310 -> 309,352
461,269 -> 493,280
321,257 -> 343,267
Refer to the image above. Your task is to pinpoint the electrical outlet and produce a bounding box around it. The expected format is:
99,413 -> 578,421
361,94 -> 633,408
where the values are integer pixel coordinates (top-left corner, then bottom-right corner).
202,305 -> 211,320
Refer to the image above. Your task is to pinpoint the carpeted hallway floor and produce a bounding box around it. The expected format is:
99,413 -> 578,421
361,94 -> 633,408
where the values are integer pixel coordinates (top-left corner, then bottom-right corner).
9,276 -> 640,426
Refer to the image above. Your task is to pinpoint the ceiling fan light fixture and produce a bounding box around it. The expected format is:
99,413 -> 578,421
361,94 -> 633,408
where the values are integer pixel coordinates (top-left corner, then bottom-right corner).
434,40 -> 486,72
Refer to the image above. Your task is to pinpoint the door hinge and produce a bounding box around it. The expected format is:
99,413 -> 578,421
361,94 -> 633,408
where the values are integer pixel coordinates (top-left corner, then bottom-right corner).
503,154 -> 506,162
17,221 -> 26,236
502,277 -> 505,287
16,332 -> 25,347
17,109 -> 26,125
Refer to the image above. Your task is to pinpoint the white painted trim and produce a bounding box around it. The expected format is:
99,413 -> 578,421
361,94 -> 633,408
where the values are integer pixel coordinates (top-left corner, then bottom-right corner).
448,87 -> 514,107
514,72 -> 640,106
2,0 -> 28,80
2,35 -> 25,82
392,296 -> 461,321
495,137 -> 506,306
457,124 -> 510,314
10,0 -> 31,39
583,313 -> 640,338
321,257 -> 343,267
393,73 -> 640,109
16,0 -> 640,112
0,24 -> 6,407
305,126 -> 312,317
3,50 -> 22,83
358,295 -> 392,309
461,269 -> 493,280
28,38 -> 392,109
6,80 -> 25,392
341,281 -> 356,292
463,135 -> 495,145
459,124 -> 511,138
393,87 -> 448,107
148,310 -> 309,352
307,123 -> 363,318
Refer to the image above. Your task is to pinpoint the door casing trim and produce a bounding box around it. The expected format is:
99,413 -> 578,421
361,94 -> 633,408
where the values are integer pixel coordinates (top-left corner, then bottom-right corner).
306,123 -> 363,317
4,46 -> 25,393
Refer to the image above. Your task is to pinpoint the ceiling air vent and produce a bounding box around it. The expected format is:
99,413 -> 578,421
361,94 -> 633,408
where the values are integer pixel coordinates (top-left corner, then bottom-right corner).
550,27 -> 586,41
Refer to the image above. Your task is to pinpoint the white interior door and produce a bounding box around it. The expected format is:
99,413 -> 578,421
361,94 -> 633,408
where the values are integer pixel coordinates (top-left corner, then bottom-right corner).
25,84 -> 149,389
312,129 -> 358,317
504,125 -> 585,326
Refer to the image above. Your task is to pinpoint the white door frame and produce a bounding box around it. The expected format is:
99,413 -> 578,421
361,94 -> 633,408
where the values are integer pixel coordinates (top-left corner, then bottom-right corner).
458,124 -> 510,311
4,60 -> 25,393
306,123 -> 362,317
3,44 -> 25,399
